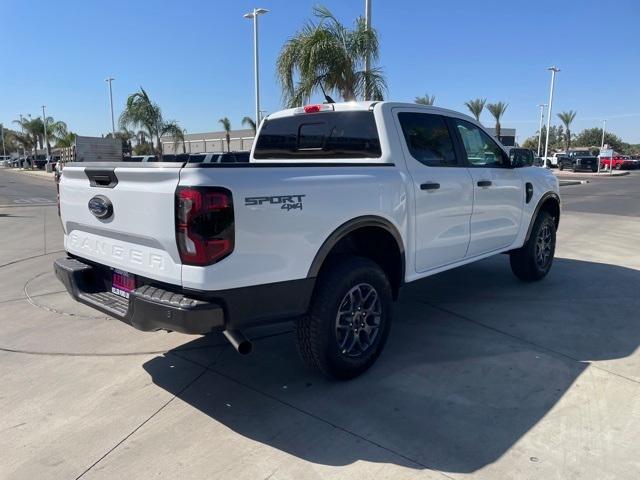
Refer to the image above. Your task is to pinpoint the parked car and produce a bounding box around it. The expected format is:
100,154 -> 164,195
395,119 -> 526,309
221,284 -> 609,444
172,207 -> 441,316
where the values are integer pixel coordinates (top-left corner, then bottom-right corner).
558,150 -> 599,172
544,152 -> 566,168
600,155 -> 636,170
54,101 -> 560,379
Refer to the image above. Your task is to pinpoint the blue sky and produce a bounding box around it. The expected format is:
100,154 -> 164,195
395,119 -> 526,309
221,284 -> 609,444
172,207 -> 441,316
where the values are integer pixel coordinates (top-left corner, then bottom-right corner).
2,0 -> 639,143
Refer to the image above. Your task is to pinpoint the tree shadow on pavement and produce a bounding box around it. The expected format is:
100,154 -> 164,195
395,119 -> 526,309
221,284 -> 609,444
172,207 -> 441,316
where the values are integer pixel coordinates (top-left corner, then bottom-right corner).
142,256 -> 640,473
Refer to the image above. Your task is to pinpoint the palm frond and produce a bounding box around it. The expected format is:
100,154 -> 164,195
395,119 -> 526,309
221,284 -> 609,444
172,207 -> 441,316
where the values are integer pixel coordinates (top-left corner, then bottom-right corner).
464,98 -> 486,121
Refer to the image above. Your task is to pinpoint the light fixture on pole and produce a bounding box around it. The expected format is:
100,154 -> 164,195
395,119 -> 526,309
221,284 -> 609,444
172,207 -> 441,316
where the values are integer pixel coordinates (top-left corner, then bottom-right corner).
41,105 -> 49,159
243,8 -> 269,127
106,77 -> 116,135
537,104 -> 547,159
543,66 -> 560,165
364,0 -> 372,100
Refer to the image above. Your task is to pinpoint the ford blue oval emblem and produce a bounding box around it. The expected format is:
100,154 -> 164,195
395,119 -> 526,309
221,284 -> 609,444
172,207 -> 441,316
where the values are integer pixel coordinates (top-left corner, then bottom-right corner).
88,195 -> 113,220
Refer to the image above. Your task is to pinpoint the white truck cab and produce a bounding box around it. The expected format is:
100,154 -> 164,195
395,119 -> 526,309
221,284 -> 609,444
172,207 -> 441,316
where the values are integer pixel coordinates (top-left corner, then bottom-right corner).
55,101 -> 560,379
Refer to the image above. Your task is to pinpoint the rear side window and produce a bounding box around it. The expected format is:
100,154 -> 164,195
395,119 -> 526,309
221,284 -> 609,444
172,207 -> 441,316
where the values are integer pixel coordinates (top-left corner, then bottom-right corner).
254,111 -> 381,159
398,113 -> 458,167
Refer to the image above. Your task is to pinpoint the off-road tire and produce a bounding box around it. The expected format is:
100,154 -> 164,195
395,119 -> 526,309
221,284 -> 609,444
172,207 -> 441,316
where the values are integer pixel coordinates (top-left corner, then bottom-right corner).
558,163 -> 564,171
510,211 -> 556,282
295,256 -> 393,380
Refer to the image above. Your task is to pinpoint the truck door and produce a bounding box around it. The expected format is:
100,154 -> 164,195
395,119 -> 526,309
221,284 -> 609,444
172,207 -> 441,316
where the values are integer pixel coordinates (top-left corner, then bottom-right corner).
394,109 -> 474,272
450,118 -> 524,257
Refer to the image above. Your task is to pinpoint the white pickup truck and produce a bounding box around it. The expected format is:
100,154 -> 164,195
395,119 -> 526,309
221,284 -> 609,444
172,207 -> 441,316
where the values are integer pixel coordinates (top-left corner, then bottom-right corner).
55,102 -> 560,379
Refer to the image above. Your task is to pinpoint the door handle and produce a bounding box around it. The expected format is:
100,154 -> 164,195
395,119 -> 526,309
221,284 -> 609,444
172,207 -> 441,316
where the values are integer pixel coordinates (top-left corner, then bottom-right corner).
420,182 -> 440,191
477,180 -> 492,187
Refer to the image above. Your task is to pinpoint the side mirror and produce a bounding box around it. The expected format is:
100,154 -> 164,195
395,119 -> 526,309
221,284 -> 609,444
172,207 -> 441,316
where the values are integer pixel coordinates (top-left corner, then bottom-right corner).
509,149 -> 534,168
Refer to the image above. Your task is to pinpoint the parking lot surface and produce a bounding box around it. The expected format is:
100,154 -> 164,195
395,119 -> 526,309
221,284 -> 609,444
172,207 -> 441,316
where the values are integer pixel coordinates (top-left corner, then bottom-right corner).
1,169 -> 639,479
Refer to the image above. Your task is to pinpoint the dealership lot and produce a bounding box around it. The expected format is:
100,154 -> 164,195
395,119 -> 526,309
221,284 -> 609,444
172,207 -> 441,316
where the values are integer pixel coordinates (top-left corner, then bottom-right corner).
1,169 -> 639,479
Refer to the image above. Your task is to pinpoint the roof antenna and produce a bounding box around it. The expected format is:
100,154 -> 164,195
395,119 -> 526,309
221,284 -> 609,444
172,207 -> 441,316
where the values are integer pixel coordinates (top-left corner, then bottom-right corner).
318,82 -> 335,104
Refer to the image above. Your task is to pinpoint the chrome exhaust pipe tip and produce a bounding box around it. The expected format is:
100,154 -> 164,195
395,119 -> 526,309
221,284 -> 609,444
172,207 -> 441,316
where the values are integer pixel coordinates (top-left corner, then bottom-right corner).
223,330 -> 252,355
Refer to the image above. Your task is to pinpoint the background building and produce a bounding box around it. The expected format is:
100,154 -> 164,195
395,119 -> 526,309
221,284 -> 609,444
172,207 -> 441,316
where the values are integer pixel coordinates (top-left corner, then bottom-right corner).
161,129 -> 255,154
486,127 -> 516,147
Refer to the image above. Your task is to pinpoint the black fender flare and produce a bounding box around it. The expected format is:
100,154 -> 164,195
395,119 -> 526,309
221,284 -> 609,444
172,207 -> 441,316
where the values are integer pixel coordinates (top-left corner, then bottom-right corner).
307,215 -> 406,282
524,192 -> 561,242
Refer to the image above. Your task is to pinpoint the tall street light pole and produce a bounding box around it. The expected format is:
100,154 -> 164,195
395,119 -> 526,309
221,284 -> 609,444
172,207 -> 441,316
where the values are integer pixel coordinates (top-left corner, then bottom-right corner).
599,119 -> 607,173
543,66 -> 560,165
106,77 -> 116,135
537,104 -> 547,159
244,8 -> 269,127
41,105 -> 49,159
1,123 -> 6,159
364,0 -> 372,100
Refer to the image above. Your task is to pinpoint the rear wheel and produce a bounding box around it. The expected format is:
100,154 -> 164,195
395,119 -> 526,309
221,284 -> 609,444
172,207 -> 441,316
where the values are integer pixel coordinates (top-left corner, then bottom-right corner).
295,256 -> 393,380
558,162 -> 564,171
510,211 -> 556,282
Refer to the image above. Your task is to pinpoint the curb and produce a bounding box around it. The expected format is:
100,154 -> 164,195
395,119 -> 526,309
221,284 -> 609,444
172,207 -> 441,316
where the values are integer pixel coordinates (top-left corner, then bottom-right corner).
559,180 -> 589,187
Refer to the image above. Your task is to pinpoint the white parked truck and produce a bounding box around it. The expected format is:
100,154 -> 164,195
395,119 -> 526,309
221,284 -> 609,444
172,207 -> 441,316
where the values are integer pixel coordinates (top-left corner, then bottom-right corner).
55,102 -> 560,379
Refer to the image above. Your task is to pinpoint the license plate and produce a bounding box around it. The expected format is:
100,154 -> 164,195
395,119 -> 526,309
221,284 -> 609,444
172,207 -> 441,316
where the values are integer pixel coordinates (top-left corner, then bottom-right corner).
112,269 -> 135,299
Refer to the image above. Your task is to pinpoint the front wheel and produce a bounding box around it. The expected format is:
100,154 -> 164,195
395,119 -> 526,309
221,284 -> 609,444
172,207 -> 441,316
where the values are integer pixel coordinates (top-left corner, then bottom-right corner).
558,163 -> 564,171
295,256 -> 393,380
510,211 -> 556,282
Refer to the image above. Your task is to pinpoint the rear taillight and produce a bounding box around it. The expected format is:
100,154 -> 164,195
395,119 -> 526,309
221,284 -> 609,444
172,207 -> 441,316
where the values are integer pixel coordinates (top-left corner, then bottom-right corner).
175,187 -> 234,266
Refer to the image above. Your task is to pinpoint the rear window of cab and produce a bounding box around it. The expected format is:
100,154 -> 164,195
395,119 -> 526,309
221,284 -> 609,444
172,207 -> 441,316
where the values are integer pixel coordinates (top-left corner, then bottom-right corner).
254,111 -> 381,159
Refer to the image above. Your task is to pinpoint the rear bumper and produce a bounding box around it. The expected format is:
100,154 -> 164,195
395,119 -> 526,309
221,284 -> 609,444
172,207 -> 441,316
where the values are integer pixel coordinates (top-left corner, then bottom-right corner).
54,257 -> 224,334
54,256 -> 315,335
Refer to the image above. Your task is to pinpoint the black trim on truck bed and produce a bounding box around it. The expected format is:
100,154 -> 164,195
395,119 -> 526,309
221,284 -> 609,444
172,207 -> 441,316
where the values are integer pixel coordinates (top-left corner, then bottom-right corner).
182,162 -> 396,168
54,256 -> 315,335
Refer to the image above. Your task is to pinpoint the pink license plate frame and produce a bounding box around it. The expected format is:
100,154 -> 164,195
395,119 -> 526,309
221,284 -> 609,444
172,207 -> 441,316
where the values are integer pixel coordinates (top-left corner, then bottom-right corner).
111,269 -> 135,299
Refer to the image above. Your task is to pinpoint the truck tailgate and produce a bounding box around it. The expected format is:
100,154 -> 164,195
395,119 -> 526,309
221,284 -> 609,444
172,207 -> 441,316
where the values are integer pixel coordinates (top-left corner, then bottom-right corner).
59,165 -> 183,285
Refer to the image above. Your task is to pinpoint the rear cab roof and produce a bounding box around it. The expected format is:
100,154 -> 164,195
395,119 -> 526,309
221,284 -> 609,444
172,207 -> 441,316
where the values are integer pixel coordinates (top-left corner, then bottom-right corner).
251,101 -> 498,164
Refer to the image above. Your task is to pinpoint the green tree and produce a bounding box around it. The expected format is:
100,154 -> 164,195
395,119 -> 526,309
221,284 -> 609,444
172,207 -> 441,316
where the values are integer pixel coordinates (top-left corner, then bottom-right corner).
486,102 -> 508,138
218,117 -> 232,152
277,5 -> 386,107
119,87 -> 183,158
557,110 -> 577,151
464,98 -> 486,122
55,131 -> 77,148
573,128 -> 624,152
13,117 -> 41,167
415,94 -> 435,106
242,116 -> 257,135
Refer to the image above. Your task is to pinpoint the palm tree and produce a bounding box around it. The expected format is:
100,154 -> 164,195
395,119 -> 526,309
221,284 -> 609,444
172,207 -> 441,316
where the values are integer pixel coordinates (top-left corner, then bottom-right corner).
486,102 -> 508,138
219,117 -> 231,152
242,116 -> 257,136
55,131 -> 77,148
557,110 -> 577,151
13,117 -> 41,167
277,5 -> 386,107
161,122 -> 185,154
464,98 -> 486,122
119,87 -> 183,158
415,94 -> 436,106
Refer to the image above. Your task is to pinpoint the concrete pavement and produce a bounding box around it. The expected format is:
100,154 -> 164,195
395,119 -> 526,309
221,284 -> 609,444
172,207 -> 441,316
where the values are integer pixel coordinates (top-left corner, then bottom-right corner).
1,169 -> 639,479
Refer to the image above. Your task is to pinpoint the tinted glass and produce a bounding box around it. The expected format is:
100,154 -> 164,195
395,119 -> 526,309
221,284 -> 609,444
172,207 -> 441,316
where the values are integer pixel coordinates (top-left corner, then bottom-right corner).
188,154 -> 206,163
220,154 -> 235,163
234,152 -> 250,162
254,111 -> 381,159
398,113 -> 457,167
454,119 -> 508,168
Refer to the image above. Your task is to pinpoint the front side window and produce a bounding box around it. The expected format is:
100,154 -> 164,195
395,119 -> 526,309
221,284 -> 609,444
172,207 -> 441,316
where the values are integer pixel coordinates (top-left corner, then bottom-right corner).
454,119 -> 508,168
398,112 -> 458,167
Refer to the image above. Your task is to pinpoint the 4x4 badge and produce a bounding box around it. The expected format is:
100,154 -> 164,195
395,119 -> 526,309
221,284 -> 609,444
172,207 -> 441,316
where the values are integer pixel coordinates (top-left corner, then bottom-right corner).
245,194 -> 305,211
